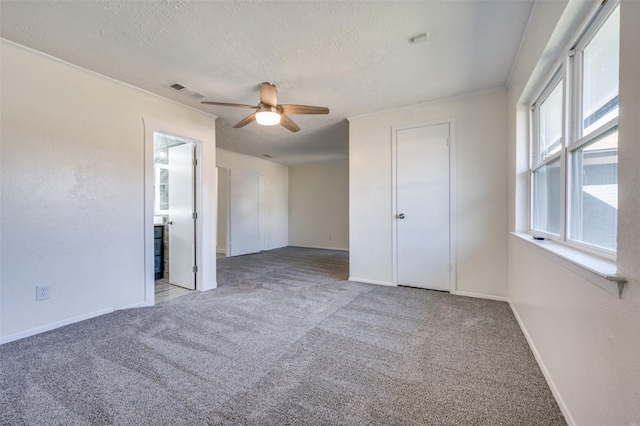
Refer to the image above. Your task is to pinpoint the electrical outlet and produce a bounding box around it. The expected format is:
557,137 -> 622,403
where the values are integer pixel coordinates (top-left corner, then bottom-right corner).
36,285 -> 50,301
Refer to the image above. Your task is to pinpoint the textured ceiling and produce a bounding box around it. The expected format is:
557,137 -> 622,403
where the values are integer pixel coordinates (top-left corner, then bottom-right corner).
1,1 -> 534,165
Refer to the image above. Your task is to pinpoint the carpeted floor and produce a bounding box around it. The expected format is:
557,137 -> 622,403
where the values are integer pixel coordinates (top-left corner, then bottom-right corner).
0,247 -> 565,425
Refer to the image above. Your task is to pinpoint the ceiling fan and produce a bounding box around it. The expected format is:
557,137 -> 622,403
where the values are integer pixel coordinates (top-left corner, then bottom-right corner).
201,82 -> 329,132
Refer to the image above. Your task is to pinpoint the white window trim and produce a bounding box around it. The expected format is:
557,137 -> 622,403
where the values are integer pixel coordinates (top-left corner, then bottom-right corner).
565,0 -> 619,258
524,0 -> 625,296
511,232 -> 624,297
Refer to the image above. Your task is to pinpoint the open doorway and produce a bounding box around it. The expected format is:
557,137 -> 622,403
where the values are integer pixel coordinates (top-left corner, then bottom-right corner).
143,116 -> 217,307
153,133 -> 197,302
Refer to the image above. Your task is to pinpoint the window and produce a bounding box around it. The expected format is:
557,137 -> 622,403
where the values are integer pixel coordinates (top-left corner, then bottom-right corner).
538,80 -> 564,161
153,137 -> 170,215
531,75 -> 564,236
530,2 -> 619,256
155,164 -> 169,214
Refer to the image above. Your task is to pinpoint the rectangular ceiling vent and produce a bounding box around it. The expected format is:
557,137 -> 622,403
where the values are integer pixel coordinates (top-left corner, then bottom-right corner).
166,82 -> 206,100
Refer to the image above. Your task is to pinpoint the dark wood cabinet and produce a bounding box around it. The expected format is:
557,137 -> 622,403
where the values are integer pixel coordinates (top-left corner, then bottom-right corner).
154,225 -> 164,280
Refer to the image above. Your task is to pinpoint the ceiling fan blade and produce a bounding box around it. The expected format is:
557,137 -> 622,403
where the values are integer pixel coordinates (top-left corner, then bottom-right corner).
260,82 -> 278,106
201,101 -> 257,109
279,104 -> 329,115
279,114 -> 300,132
234,113 -> 257,128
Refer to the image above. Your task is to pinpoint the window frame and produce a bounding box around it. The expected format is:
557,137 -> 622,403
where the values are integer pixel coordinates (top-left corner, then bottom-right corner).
530,69 -> 566,240
529,0 -> 619,260
154,163 -> 170,215
532,73 -> 565,165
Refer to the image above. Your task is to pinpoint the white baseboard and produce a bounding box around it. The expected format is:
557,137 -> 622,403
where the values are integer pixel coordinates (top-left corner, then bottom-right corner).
508,301 -> 575,426
290,244 -> 349,251
122,300 -> 153,309
349,277 -> 395,286
0,307 -> 114,345
453,290 -> 509,302
200,280 -> 217,291
271,243 -> 289,249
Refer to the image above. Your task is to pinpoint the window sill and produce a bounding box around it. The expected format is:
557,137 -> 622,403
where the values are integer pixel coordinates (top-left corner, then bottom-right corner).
511,232 -> 626,298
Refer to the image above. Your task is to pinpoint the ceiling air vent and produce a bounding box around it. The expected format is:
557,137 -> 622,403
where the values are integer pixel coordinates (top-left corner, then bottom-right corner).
166,82 -> 206,100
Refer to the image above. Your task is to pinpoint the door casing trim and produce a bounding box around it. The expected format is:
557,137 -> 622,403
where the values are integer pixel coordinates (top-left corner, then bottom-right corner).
142,117 -> 217,306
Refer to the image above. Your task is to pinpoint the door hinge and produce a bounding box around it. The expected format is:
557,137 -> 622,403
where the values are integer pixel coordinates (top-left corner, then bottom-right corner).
446,137 -> 451,146
192,265 -> 198,273
192,212 -> 198,219
192,158 -> 198,166
448,263 -> 452,272
568,49 -> 576,57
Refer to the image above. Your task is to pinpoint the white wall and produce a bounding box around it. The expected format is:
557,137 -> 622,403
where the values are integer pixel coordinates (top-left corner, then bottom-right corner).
0,41 -> 217,342
216,149 -> 288,250
348,90 -> 509,297
289,161 -> 349,250
507,1 -> 640,424
217,167 -> 228,253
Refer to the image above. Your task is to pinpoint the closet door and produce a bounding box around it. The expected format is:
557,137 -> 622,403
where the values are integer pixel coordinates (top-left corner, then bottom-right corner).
395,122 -> 450,291
229,168 -> 260,256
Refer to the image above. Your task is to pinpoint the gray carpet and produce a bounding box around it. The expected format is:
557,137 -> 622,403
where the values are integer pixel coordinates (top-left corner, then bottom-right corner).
0,247 -> 565,425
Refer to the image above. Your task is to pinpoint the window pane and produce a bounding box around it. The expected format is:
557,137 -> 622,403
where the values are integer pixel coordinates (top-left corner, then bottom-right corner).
581,6 -> 619,136
569,130 -> 617,250
154,146 -> 169,165
159,184 -> 169,212
159,168 -> 169,184
532,158 -> 561,235
539,81 -> 563,161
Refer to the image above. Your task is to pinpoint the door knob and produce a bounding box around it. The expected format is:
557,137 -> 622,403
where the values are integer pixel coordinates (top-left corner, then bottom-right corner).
397,213 -> 405,219
167,221 -> 173,225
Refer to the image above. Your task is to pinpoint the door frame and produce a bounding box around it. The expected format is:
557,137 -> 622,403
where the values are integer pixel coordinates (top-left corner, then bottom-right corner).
391,118 -> 457,292
142,117 -> 217,306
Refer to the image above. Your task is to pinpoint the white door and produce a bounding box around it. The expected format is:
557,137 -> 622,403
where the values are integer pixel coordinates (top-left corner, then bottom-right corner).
395,123 -> 450,291
229,168 -> 260,256
259,174 -> 266,251
168,142 -> 195,289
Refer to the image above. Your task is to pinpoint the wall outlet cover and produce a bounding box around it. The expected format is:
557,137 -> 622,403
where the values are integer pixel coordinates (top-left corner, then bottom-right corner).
36,285 -> 50,301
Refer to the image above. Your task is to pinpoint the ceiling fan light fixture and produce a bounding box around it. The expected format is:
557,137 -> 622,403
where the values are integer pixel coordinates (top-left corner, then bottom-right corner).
201,83 -> 327,132
255,106 -> 281,126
